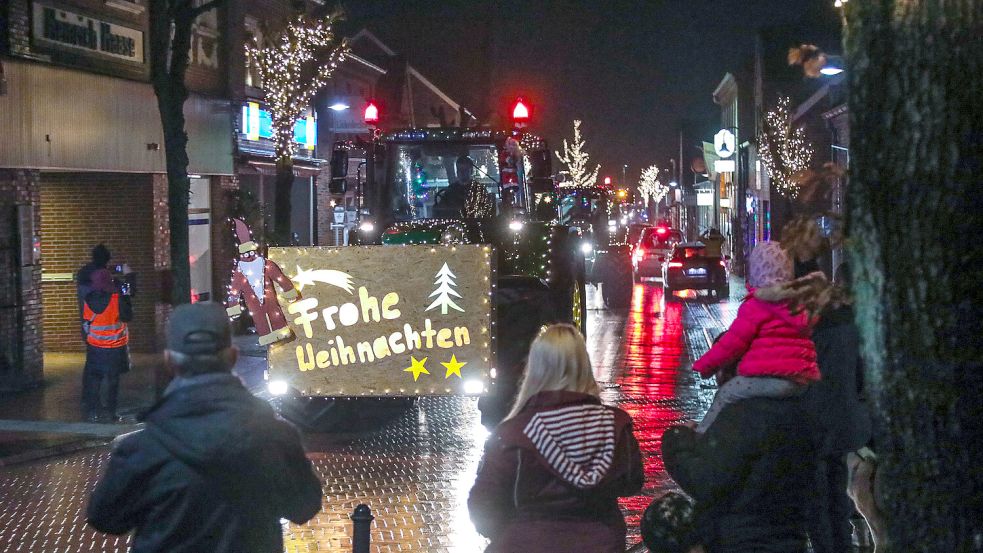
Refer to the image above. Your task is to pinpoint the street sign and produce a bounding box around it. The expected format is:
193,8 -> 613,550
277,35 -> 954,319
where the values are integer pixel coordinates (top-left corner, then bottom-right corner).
714,129 -> 736,158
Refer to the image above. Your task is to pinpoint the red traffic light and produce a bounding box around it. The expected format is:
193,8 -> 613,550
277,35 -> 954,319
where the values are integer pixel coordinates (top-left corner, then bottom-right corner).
511,98 -> 530,123
603,176 -> 612,186
364,101 -> 379,125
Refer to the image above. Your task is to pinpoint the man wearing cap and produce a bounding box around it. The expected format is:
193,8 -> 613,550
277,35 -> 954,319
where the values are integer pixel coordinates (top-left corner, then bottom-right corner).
81,268 -> 132,422
87,303 -> 323,552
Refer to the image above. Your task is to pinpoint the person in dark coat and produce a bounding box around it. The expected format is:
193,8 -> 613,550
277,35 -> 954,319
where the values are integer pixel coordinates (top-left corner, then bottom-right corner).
82,269 -> 132,422
87,303 -> 323,553
803,263 -> 872,553
662,394 -> 818,553
469,324 -> 644,553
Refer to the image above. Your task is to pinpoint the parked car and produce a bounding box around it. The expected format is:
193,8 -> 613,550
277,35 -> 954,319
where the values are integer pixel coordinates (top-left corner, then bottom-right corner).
633,225 -> 683,282
662,242 -> 729,301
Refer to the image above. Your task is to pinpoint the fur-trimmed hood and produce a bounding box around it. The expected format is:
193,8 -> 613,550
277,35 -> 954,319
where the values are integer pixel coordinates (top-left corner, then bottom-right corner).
754,271 -> 830,317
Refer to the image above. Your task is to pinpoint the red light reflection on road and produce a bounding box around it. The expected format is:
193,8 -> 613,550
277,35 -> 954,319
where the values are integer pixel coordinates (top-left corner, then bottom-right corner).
616,284 -> 688,533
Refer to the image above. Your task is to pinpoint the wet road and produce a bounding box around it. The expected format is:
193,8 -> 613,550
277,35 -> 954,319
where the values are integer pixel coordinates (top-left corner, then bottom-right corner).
0,284 -> 740,552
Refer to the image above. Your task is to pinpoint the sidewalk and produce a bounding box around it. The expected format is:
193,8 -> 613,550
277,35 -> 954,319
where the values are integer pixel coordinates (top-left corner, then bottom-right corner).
0,334 -> 267,465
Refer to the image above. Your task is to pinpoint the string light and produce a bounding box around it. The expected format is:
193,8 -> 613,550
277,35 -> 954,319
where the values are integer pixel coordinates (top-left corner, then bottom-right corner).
244,13 -> 351,163
757,96 -> 814,199
638,164 -> 668,205
555,120 -> 601,188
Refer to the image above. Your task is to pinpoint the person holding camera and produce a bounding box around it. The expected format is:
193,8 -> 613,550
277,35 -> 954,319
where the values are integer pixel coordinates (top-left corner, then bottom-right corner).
81,268 -> 132,422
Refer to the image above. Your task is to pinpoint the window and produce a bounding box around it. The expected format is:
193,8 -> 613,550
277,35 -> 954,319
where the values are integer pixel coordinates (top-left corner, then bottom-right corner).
244,17 -> 263,88
388,144 -> 501,221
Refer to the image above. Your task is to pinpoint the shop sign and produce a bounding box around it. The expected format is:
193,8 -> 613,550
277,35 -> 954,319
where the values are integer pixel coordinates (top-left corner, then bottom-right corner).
241,102 -> 316,150
267,245 -> 494,396
697,190 -> 713,207
714,159 -> 735,173
32,3 -> 144,63
714,129 -> 736,158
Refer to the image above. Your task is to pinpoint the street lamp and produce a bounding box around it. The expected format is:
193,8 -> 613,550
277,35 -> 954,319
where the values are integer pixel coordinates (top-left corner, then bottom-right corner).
669,159 -> 678,187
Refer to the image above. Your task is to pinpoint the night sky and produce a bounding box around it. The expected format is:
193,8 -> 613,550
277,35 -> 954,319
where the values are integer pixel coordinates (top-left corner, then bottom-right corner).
344,1 -> 841,183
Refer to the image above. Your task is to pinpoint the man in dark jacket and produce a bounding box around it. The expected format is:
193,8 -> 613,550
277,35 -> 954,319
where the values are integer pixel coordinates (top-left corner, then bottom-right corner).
662,395 -> 818,553
803,264 -> 872,553
87,302 -> 323,553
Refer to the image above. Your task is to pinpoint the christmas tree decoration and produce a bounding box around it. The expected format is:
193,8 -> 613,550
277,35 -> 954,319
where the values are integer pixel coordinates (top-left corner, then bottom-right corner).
245,13 -> 350,164
441,354 -> 466,379
226,219 -> 301,346
638,164 -> 669,205
757,96 -> 814,199
555,120 -> 601,188
426,263 -> 465,314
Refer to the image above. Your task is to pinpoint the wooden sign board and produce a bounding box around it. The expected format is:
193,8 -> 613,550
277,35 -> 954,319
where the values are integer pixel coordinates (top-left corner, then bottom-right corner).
267,245 -> 494,396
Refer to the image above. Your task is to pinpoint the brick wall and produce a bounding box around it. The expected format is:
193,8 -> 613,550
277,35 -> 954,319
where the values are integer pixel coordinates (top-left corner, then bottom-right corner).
0,169 -> 43,390
39,172 -> 159,353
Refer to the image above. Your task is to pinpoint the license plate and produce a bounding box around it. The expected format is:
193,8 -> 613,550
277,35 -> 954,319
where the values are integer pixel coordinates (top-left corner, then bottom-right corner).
687,268 -> 707,276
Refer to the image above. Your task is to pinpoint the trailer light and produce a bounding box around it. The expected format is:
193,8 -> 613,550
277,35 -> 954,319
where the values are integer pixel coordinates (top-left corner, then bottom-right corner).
509,220 -> 524,232
268,380 -> 290,396
359,221 -> 375,233
464,379 -> 486,395
581,242 -> 593,254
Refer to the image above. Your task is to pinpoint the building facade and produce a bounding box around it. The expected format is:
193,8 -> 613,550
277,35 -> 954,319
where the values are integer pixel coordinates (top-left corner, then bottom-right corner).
0,0 -> 233,389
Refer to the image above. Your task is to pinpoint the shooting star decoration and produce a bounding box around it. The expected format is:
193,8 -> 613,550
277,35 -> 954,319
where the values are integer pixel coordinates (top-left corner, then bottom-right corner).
292,266 -> 356,294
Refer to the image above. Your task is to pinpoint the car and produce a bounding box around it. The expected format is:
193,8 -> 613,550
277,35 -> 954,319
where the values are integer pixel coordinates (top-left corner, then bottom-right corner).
662,242 -> 729,301
633,225 -> 683,282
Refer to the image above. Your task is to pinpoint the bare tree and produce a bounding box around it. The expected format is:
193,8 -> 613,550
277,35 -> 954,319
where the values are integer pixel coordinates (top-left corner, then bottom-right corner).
845,0 -> 983,549
246,12 -> 350,242
149,0 -> 222,305
555,120 -> 601,188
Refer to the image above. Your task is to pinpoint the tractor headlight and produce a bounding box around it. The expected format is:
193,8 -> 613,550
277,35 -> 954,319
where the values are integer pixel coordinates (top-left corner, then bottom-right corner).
581,242 -> 593,254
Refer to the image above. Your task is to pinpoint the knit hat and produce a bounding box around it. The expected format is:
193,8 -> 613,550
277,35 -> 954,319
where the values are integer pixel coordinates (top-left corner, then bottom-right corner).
641,492 -> 699,553
748,241 -> 793,289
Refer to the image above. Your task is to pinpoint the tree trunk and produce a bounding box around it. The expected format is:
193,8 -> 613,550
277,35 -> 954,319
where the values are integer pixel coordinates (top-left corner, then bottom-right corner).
150,2 -> 198,306
274,156 -> 295,244
845,1 -> 983,549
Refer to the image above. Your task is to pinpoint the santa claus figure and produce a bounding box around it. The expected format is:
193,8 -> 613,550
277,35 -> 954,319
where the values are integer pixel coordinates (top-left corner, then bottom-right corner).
226,219 -> 299,346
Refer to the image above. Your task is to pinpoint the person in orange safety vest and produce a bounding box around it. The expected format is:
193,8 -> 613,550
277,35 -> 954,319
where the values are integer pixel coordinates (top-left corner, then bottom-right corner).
82,268 -> 132,423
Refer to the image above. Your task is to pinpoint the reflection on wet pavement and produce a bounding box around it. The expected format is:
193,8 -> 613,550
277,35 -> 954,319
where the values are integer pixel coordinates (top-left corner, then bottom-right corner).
0,285 -> 740,552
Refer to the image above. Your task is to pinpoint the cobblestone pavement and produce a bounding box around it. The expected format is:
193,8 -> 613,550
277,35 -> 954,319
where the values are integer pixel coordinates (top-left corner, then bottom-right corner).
0,285 -> 741,552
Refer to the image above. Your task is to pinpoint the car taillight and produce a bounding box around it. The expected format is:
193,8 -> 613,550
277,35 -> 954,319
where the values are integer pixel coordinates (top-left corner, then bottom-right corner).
668,261 -> 683,268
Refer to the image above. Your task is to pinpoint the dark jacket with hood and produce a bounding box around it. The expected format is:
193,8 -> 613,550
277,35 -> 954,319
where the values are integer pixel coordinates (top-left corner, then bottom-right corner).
804,304 -> 872,455
662,395 -> 818,553
87,373 -> 322,553
468,391 -> 644,553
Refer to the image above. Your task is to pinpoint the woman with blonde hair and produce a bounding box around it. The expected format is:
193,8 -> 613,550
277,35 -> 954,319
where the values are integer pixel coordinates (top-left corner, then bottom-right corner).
468,324 -> 644,552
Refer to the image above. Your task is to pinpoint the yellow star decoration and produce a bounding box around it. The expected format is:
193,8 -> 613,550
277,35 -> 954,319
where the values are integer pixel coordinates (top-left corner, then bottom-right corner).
403,356 -> 429,381
441,355 -> 466,379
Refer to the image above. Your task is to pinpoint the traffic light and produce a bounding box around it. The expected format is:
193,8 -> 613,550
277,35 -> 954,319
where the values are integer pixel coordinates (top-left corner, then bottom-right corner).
511,97 -> 530,126
364,101 -> 379,125
603,176 -> 612,186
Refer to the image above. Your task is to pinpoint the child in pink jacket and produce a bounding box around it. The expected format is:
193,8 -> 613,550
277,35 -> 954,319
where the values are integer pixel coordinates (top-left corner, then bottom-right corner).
694,241 -> 821,432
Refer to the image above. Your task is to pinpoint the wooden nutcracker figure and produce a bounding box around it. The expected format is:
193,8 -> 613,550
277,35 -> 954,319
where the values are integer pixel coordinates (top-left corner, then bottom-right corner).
226,219 -> 299,346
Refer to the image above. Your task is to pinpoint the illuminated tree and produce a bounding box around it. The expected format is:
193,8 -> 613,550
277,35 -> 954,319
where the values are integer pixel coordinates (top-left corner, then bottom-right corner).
555,120 -> 601,188
246,12 -> 350,241
757,96 -> 813,198
638,164 -> 668,205
149,0 -> 222,305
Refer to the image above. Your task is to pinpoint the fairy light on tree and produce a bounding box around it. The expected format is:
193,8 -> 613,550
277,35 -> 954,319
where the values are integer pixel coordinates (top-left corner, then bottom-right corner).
246,11 -> 350,242
757,96 -> 814,198
555,120 -> 601,188
638,164 -> 668,205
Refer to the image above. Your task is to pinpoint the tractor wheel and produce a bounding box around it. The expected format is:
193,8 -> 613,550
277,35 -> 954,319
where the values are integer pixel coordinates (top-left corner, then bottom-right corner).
602,260 -> 633,309
478,281 -> 554,427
